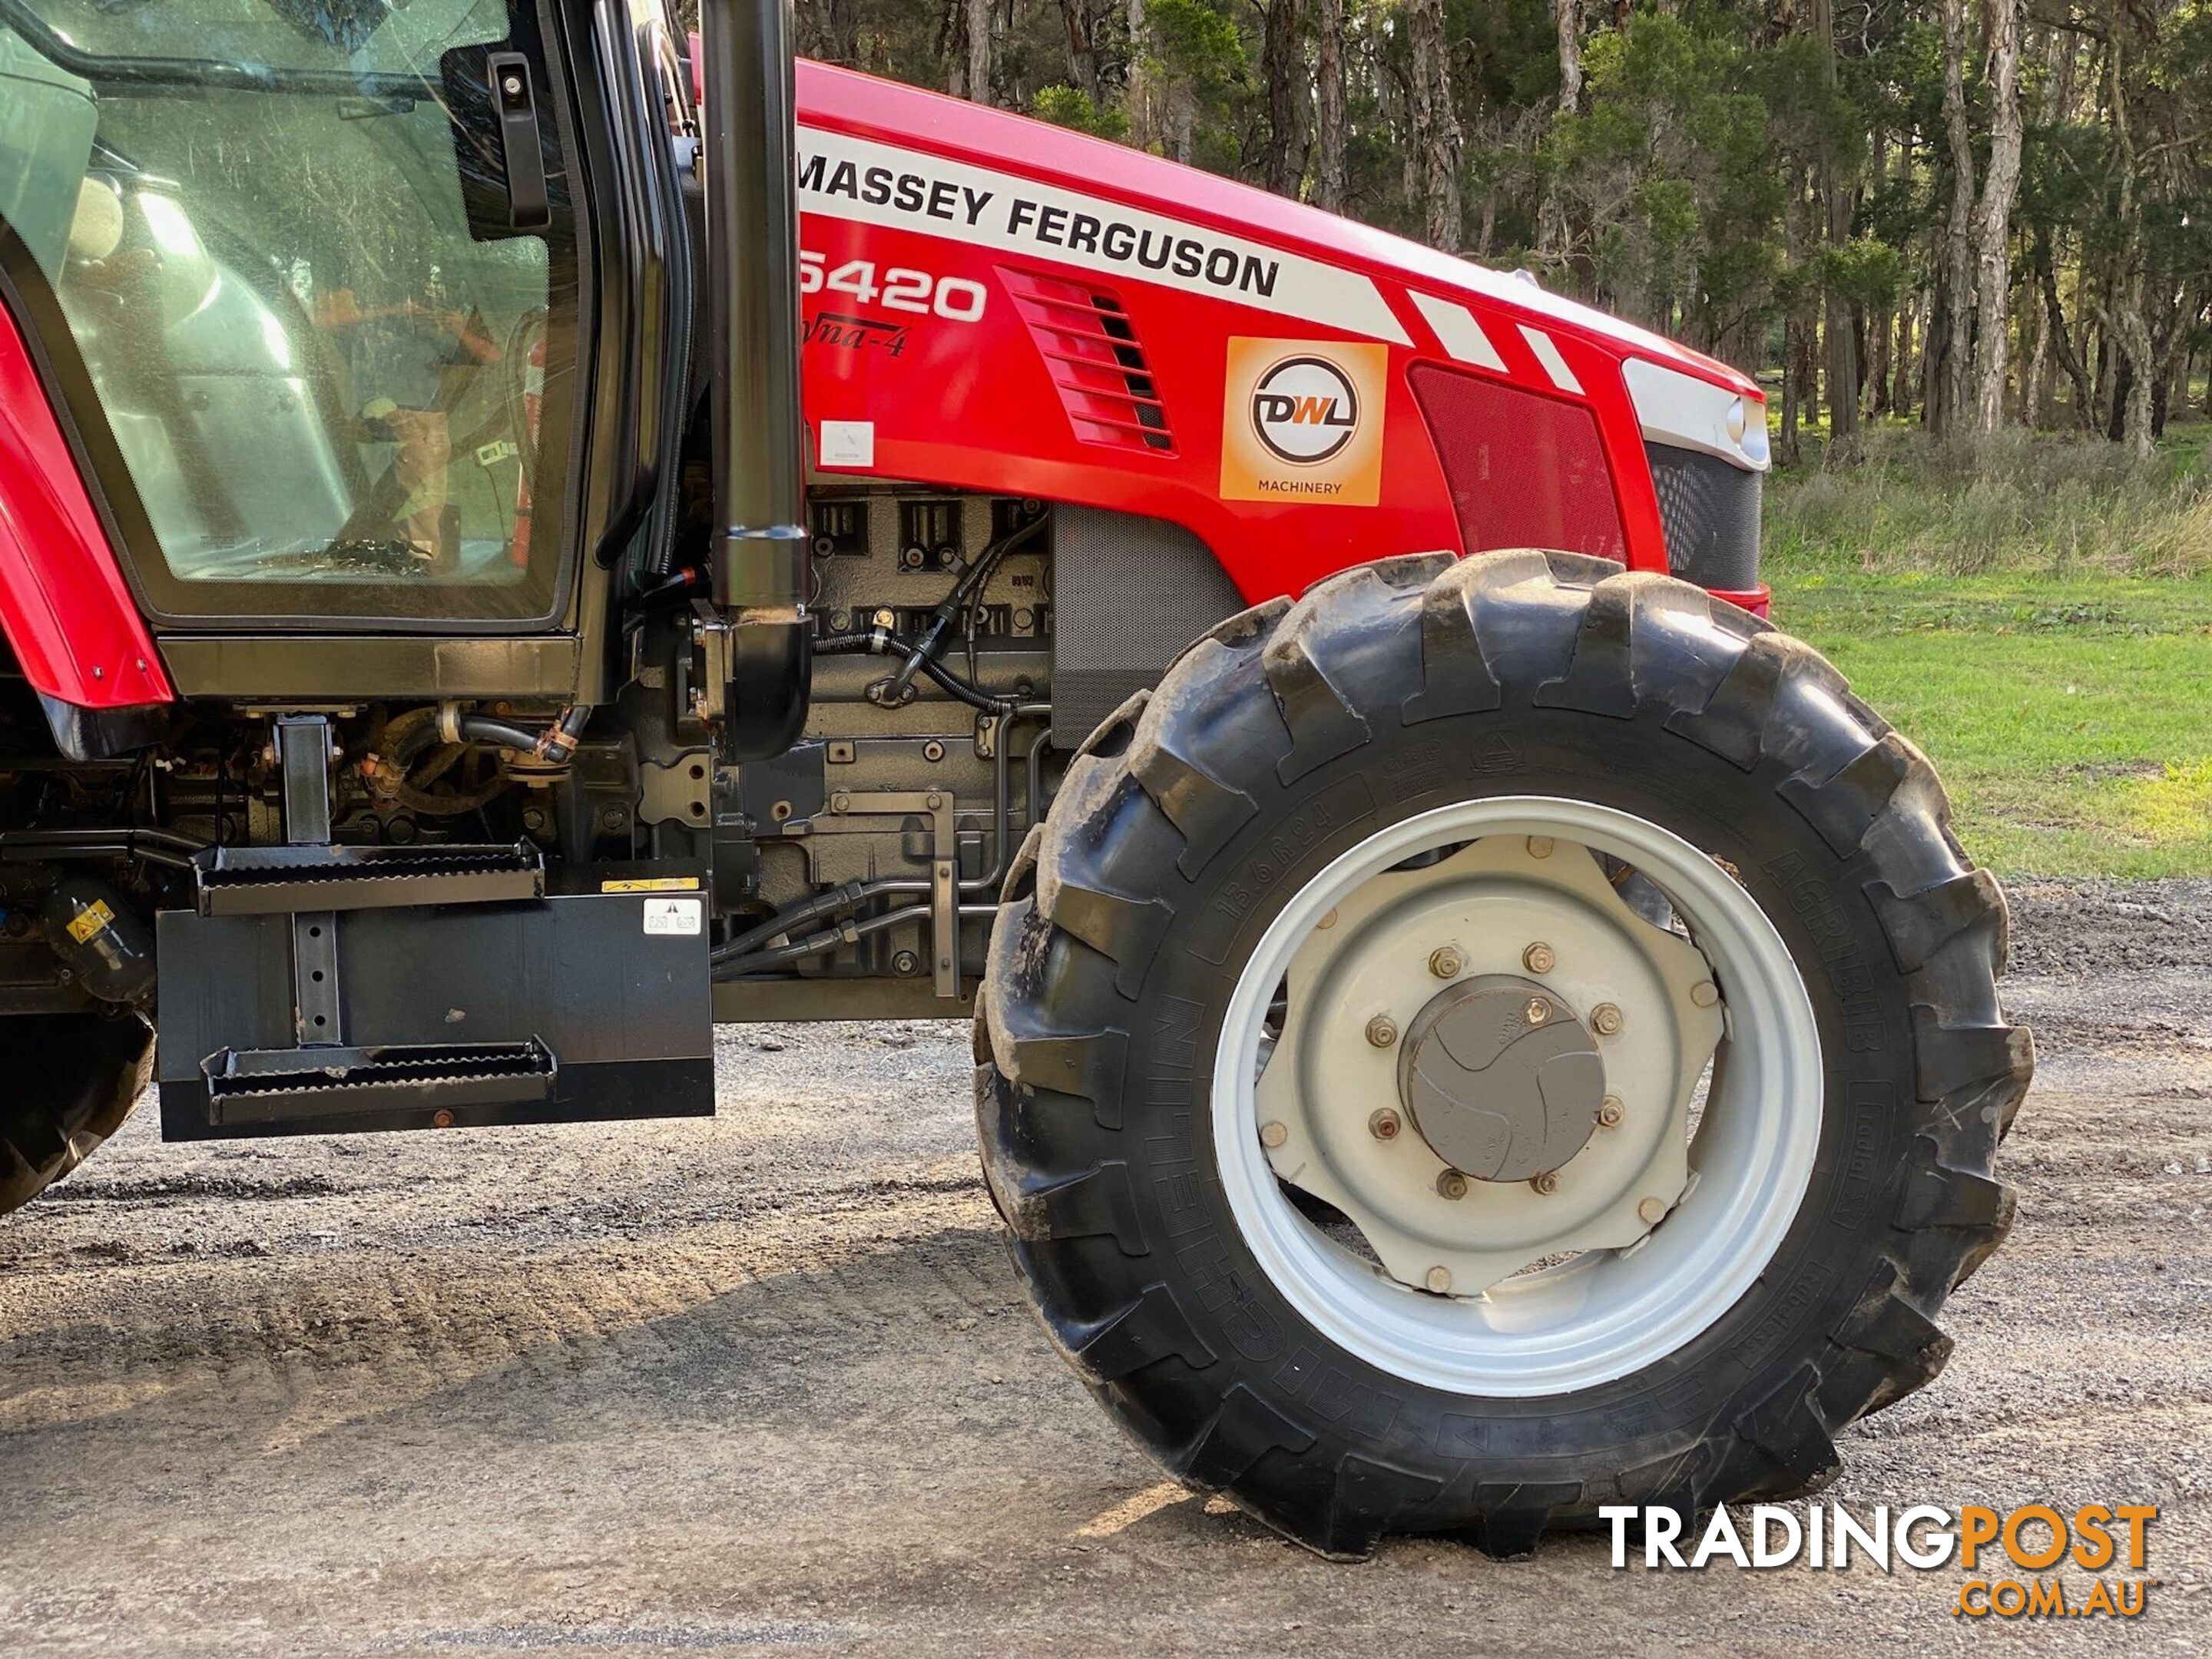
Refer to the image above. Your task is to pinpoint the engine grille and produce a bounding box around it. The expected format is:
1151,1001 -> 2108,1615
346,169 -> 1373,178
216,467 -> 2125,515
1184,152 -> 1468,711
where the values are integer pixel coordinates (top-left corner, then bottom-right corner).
1002,270 -> 1175,455
1051,506 -> 1246,747
1646,442 -> 1763,593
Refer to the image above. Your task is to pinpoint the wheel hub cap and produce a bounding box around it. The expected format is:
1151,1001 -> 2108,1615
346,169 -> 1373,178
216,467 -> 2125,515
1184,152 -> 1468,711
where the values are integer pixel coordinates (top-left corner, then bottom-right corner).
1253,832 -> 1728,1298
1398,975 -> 1602,1182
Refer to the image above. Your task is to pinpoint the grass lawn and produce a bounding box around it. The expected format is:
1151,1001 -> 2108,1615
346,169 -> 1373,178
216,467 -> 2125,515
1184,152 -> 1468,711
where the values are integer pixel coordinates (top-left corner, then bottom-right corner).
1768,566 -> 2212,880
1757,421 -> 2212,879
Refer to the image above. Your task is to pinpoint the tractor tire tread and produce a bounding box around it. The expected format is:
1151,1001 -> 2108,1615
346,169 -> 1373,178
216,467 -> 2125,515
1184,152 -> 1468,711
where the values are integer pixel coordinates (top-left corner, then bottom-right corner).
976,551 -> 2023,1556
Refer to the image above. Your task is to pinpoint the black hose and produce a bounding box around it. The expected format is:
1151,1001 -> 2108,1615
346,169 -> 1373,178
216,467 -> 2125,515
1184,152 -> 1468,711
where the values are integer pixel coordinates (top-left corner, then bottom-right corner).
715,903 -> 927,977
714,902 -> 998,979
711,879 -> 873,963
0,827 -> 205,872
882,512 -> 1049,704
452,715 -> 545,752
813,631 -> 1008,713
452,705 -> 588,761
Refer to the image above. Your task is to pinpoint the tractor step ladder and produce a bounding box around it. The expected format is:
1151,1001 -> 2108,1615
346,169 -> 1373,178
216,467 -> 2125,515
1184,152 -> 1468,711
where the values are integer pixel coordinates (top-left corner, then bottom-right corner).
192,843 -> 545,916
189,714 -> 558,1117
200,1038 -> 558,1126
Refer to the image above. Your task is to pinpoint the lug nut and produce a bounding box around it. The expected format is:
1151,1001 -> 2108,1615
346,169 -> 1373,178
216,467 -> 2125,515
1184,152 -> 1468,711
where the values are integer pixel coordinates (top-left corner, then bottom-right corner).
1591,1002 -> 1624,1036
1365,1015 -> 1399,1048
1429,945 -> 1464,979
1435,1170 -> 1469,1200
1597,1095 -> 1624,1128
1690,980 -> 1720,1008
1425,1266 -> 1453,1295
1523,942 -> 1556,974
1638,1196 -> 1667,1226
1260,1121 -> 1289,1149
1524,997 -> 1550,1026
1526,835 -> 1555,859
1367,1108 -> 1402,1141
1530,1170 -> 1559,1195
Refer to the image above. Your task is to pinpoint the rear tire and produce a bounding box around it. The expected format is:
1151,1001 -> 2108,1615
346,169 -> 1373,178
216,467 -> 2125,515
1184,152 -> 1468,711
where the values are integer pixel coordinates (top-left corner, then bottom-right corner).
0,1012 -> 154,1214
976,551 -> 2030,1558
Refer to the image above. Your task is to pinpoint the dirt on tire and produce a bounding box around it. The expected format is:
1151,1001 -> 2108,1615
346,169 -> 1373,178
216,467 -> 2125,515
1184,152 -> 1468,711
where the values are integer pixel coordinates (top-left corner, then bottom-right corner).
0,883 -> 2206,1656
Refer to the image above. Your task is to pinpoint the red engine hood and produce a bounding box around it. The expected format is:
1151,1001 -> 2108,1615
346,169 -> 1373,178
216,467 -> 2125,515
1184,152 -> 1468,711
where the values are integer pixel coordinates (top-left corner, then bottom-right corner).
780,58 -> 1768,614
794,61 -> 1759,400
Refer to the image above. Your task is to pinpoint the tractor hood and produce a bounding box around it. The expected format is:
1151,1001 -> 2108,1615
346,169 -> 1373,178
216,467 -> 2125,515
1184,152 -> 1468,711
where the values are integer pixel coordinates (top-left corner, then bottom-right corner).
784,58 -> 1770,614
793,61 -> 1763,412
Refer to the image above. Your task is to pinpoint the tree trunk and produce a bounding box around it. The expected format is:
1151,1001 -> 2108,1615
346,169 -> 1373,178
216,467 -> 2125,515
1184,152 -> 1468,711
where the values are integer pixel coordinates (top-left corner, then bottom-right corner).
1127,0 -> 1150,149
2103,38 -> 2155,459
1780,313 -> 1803,466
962,0 -> 992,103
2033,234 -> 2096,432
1971,0 -> 2025,432
1933,0 -> 1978,442
1313,0 -> 1347,211
1170,81 -> 1194,164
1809,0 -> 1859,459
1406,0 -> 1462,250
1058,0 -> 1100,101
1261,0 -> 1306,196
1556,0 -> 1584,114
1894,292 -> 1918,420
1538,0 -> 1581,259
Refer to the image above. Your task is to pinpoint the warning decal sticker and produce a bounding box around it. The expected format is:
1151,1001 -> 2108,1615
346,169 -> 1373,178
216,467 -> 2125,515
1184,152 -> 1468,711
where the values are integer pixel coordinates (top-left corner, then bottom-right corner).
1220,338 -> 1388,506
642,897 -> 704,936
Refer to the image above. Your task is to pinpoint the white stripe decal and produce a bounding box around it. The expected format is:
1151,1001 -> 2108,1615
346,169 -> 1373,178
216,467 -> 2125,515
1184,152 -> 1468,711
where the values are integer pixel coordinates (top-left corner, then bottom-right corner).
1519,325 -> 1584,394
796,126 -> 1412,346
1408,291 -> 1505,373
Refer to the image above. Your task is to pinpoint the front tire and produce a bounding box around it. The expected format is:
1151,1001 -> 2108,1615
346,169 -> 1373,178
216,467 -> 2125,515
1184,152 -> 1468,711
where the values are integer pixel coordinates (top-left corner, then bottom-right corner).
977,551 -> 2029,1558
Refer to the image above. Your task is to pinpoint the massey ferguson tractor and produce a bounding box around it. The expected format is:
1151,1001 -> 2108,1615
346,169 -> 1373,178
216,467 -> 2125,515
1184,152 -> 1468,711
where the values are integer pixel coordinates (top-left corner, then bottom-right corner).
0,0 -> 2028,1556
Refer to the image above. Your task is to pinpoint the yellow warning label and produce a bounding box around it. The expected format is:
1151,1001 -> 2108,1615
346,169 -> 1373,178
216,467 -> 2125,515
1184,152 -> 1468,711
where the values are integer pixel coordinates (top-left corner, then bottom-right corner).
65,899 -> 115,944
599,876 -> 702,893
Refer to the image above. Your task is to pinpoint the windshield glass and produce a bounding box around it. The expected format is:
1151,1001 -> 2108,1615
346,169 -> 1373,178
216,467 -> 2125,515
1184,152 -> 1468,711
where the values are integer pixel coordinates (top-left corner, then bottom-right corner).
2,0 -> 508,84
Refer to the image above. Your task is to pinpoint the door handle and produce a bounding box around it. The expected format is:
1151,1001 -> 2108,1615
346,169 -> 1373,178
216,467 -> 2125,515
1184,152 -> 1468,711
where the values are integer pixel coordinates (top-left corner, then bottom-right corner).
486,52 -> 550,229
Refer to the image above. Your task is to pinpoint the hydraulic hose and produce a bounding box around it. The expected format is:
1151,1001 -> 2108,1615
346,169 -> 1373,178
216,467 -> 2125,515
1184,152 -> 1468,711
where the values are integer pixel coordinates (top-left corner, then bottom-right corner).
813,631 -> 1007,714
715,902 -> 998,979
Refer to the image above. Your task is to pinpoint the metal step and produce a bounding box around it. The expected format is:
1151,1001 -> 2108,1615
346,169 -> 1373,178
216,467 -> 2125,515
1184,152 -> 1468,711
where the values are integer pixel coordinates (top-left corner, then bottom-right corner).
193,842 -> 544,916
202,1038 -> 558,1126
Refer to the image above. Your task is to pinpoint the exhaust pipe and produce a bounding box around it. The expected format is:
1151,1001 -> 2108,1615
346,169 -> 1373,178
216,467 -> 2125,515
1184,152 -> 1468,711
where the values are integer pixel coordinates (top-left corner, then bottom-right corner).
699,0 -> 810,760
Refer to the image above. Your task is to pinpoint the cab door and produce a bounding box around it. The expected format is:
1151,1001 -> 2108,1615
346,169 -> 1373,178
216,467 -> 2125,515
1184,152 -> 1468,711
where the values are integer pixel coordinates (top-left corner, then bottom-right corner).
0,0 -> 588,630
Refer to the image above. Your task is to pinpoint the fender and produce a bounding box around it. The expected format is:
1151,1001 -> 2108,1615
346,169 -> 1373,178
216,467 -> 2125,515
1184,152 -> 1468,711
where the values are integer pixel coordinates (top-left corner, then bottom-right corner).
0,296 -> 172,710
790,61 -> 1771,613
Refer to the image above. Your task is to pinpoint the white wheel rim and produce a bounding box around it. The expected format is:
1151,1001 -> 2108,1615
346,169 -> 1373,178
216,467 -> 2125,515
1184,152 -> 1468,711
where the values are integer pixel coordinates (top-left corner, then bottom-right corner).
1211,796 -> 1823,1397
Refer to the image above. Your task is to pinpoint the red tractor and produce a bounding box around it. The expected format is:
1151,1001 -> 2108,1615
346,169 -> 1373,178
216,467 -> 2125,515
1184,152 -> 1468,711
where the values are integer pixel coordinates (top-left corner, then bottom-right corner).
0,0 -> 2026,1555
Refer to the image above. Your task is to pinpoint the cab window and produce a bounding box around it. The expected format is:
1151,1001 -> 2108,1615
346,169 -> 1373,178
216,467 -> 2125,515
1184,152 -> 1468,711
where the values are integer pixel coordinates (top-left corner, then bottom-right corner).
0,0 -> 583,625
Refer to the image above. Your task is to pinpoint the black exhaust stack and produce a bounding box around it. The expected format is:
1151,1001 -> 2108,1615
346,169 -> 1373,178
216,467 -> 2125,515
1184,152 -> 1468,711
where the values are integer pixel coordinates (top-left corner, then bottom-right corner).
700,0 -> 810,760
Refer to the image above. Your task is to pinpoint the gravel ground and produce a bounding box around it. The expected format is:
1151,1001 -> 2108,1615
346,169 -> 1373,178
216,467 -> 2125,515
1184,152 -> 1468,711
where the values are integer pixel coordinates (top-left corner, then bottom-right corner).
0,879 -> 2206,1657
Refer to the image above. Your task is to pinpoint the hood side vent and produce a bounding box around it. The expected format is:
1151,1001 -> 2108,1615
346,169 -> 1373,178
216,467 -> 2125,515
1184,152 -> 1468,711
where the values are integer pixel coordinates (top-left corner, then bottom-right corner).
1002,269 -> 1175,455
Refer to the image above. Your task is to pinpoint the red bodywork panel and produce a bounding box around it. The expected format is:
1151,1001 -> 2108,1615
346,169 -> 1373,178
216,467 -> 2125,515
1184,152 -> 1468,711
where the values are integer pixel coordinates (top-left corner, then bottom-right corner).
790,61 -> 1770,611
0,60 -> 1766,717
0,300 -> 171,709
